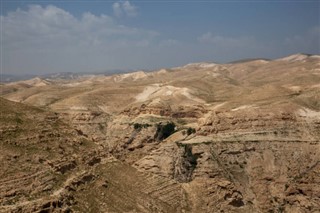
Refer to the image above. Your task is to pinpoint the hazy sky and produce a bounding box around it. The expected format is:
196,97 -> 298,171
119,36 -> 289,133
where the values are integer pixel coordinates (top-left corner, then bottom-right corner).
1,0 -> 319,75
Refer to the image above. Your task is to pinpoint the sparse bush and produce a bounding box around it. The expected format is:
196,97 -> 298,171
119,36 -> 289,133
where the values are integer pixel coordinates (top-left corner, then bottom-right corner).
142,123 -> 152,128
133,123 -> 152,130
133,123 -> 142,130
14,113 -> 23,124
187,127 -> 196,135
98,123 -> 105,130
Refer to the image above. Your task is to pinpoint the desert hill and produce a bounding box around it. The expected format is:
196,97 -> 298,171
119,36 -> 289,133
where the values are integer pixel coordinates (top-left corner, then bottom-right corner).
0,53 -> 319,212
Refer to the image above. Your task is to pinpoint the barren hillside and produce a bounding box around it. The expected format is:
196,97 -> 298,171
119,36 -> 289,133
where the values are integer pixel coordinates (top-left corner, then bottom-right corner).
0,53 -> 319,212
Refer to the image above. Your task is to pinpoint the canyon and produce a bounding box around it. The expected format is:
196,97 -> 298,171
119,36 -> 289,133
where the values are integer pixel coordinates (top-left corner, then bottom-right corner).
0,54 -> 319,213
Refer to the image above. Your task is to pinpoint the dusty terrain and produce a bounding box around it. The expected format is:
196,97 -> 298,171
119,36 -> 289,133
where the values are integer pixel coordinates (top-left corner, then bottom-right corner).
0,53 -> 319,212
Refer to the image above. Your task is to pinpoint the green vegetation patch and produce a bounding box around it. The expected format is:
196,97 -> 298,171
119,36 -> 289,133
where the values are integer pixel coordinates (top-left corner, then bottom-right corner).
132,123 -> 152,130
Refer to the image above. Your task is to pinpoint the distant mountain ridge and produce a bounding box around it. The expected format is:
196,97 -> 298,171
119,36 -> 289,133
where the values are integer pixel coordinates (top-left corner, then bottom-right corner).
1,53 -> 318,83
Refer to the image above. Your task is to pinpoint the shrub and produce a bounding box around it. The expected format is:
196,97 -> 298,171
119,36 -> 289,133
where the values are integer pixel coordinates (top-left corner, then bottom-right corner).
142,123 -> 152,128
133,123 -> 142,130
133,123 -> 152,130
187,127 -> 196,135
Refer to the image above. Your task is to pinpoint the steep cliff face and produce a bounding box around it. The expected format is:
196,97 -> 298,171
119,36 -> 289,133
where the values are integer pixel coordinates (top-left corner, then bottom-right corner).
134,107 -> 320,213
198,107 -> 320,141
134,140 -> 319,212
